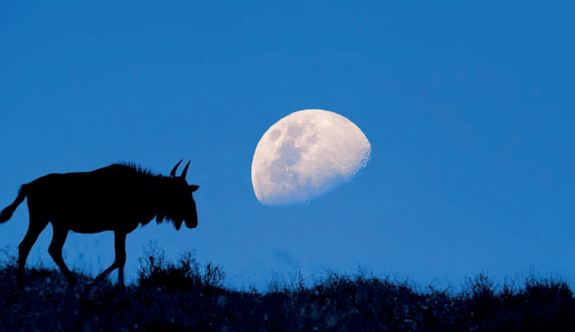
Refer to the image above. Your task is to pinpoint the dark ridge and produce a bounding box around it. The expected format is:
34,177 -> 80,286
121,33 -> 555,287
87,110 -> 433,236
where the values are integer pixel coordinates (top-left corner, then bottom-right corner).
1,244 -> 574,331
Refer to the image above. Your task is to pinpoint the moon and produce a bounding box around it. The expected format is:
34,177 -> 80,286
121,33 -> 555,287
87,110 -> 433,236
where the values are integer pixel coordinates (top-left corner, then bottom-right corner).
251,109 -> 371,206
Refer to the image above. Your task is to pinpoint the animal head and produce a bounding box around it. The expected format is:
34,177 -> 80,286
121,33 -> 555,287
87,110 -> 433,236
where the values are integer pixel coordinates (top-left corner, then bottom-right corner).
156,159 -> 200,230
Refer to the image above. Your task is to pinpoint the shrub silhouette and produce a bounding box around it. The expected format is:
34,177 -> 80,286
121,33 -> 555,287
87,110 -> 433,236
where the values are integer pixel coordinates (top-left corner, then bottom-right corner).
1,244 -> 575,331
137,243 -> 225,293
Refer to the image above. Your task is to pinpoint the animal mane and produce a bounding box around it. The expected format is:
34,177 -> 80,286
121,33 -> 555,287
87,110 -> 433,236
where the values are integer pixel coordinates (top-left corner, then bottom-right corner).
110,162 -> 189,228
113,162 -> 163,178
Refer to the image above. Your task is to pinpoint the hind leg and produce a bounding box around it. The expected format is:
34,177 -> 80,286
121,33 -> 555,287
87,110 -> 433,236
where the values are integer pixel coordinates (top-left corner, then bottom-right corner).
18,217 -> 49,290
48,225 -> 75,285
93,231 -> 126,287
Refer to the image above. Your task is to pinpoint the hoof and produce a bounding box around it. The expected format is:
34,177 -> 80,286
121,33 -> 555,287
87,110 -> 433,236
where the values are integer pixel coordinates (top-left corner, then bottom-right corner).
89,275 -> 105,285
86,279 -> 99,286
65,274 -> 77,287
17,279 -> 24,292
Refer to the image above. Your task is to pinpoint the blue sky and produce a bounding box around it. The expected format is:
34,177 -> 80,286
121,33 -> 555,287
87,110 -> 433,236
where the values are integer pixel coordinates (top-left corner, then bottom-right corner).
1,1 -> 574,291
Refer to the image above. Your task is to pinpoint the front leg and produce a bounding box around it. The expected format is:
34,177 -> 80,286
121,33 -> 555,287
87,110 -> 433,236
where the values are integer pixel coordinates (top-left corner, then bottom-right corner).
115,231 -> 127,287
93,260 -> 118,283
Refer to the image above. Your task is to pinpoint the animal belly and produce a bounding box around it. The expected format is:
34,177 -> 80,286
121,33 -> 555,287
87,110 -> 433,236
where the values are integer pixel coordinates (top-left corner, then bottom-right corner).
51,215 -> 140,234
38,197 -> 148,233
52,217 -> 116,233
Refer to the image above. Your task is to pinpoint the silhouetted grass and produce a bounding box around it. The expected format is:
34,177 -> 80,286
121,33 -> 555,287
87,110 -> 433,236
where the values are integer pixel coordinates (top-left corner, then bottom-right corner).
1,244 -> 574,331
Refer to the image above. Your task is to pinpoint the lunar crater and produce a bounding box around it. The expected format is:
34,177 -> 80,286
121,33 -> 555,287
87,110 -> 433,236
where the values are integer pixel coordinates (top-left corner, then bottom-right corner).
287,123 -> 304,138
278,141 -> 302,166
269,129 -> 281,142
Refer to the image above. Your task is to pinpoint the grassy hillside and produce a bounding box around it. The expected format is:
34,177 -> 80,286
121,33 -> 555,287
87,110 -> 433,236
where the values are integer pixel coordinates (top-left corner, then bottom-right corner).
0,246 -> 574,331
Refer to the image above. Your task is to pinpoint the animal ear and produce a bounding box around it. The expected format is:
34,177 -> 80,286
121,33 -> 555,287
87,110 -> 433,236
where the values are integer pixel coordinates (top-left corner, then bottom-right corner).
189,185 -> 199,192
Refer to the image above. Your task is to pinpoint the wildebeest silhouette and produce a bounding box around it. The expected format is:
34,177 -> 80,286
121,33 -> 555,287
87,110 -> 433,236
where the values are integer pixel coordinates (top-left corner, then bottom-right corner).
0,160 -> 199,290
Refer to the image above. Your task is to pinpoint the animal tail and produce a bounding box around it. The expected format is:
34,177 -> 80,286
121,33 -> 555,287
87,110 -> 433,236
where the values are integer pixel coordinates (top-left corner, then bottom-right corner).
0,185 -> 28,224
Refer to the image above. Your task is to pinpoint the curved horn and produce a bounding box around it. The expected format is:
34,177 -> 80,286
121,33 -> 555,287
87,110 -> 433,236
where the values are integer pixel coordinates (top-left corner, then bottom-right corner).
181,160 -> 191,178
170,159 -> 183,177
